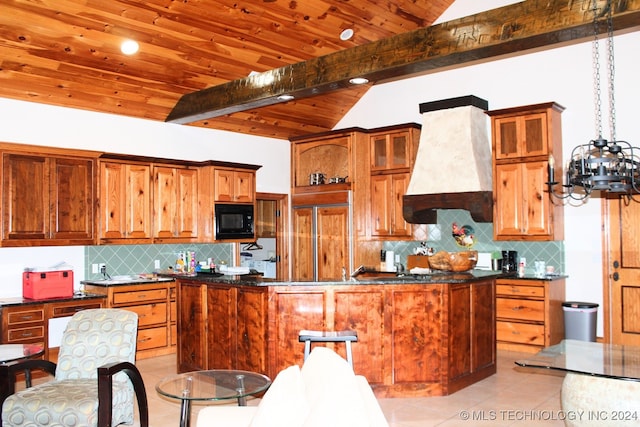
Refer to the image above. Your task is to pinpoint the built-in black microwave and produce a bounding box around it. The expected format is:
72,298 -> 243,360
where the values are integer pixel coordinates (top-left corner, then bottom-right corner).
215,203 -> 254,240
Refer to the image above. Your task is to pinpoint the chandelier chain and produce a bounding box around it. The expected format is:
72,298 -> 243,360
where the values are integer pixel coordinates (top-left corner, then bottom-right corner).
606,1 -> 616,142
592,1 -> 603,139
592,0 -> 617,142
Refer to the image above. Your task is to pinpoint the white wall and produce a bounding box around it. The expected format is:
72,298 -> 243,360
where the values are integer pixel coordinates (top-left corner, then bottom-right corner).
336,2 -> 640,336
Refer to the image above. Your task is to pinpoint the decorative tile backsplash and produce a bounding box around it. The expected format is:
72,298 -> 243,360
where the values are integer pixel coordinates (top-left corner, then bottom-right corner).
85,209 -> 564,279
384,209 -> 565,274
85,243 -> 233,280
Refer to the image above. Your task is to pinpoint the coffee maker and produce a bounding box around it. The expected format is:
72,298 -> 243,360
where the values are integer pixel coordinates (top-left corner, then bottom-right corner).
501,250 -> 518,273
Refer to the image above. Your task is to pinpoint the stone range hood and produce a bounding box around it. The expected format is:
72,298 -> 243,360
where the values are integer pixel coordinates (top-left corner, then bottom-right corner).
403,95 -> 493,224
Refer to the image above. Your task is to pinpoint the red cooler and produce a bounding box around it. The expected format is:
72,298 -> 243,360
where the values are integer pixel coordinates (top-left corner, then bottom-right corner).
23,270 -> 74,299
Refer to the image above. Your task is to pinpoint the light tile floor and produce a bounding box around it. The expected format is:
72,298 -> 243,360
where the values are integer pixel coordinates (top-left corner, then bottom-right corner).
135,349 -> 566,427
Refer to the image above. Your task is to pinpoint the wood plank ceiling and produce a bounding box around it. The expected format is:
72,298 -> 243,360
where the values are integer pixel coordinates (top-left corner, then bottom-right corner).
0,0 -> 454,139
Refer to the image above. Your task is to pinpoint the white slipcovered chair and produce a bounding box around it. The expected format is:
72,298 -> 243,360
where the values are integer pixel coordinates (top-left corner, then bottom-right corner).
196,346 -> 388,427
0,308 -> 148,427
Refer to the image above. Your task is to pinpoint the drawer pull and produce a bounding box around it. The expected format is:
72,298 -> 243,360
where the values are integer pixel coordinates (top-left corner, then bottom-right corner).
512,306 -> 524,311
512,331 -> 520,335
137,294 -> 149,299
21,332 -> 34,337
138,337 -> 152,343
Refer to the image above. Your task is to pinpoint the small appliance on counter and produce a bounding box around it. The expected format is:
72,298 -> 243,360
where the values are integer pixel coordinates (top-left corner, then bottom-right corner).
23,262 -> 74,299
501,250 -> 518,273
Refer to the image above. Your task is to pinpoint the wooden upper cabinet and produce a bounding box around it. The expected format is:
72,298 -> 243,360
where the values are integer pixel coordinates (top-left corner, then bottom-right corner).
2,151 -> 96,246
255,199 -> 276,238
368,124 -> 420,239
291,134 -> 351,191
98,161 -> 152,243
153,166 -> 198,241
370,173 -> 411,237
488,102 -> 565,241
493,112 -> 548,159
214,168 -> 254,203
370,130 -> 413,171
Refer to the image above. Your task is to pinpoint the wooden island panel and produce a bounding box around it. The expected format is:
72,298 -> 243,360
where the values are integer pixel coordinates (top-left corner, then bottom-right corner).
176,278 -> 496,397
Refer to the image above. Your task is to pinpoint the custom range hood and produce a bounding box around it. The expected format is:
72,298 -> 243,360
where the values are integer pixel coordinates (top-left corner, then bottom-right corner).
403,95 -> 493,224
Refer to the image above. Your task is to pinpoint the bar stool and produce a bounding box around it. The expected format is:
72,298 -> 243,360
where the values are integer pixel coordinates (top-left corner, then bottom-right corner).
298,330 -> 358,368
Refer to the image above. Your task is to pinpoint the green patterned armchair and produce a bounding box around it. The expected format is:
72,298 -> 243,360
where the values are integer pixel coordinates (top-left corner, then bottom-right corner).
0,308 -> 148,427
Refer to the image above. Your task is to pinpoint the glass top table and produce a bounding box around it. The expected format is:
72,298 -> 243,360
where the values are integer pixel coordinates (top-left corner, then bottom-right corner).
515,339 -> 640,382
0,344 -> 44,364
156,370 -> 271,427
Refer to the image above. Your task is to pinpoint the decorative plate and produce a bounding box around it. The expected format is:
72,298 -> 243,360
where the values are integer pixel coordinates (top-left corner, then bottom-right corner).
452,223 -> 475,248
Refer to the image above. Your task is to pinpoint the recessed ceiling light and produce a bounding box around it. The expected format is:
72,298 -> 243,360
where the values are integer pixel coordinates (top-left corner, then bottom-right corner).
120,39 -> 139,55
277,94 -> 295,101
349,77 -> 369,85
340,28 -> 354,41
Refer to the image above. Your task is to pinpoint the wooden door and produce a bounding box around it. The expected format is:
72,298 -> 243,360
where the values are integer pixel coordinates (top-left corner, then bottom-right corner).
50,157 -> 94,241
236,287 -> 267,373
99,162 -> 151,241
472,281 -> 496,371
205,285 -> 235,370
175,168 -> 198,238
233,170 -> 254,203
2,153 -> 48,241
214,169 -> 234,202
522,160 -> 550,236
270,290 -> 325,375
153,166 -> 177,238
316,205 -> 349,280
125,164 -> 152,239
177,283 -> 206,373
390,287 -> 443,384
334,289 -> 385,382
292,207 -> 314,281
493,163 -> 522,238
605,196 -> 640,345
370,175 -> 391,236
390,173 -> 410,236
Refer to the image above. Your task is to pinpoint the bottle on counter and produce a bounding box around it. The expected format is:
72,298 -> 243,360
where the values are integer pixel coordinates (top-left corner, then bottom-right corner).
518,261 -> 525,277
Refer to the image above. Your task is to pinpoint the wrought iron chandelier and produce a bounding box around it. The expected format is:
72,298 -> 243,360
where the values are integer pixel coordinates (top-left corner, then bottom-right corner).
547,0 -> 639,201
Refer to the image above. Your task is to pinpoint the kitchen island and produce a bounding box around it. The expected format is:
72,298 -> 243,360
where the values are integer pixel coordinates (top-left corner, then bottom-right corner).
176,271 -> 499,397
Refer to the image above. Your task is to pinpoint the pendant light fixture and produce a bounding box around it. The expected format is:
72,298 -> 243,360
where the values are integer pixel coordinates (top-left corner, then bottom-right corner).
547,0 -> 639,202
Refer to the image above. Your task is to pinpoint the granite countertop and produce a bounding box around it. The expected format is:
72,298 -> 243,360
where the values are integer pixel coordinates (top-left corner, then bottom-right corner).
176,269 -> 507,287
500,272 -> 568,281
0,292 -> 106,307
80,276 -> 175,287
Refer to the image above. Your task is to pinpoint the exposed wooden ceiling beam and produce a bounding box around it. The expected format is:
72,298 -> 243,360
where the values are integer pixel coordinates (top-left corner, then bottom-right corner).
167,0 -> 640,124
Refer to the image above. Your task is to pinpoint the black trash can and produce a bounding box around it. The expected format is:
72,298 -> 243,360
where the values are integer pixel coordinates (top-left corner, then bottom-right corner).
562,301 -> 598,342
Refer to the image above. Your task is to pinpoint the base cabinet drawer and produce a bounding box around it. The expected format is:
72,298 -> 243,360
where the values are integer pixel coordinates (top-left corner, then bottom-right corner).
497,321 -> 545,346
8,326 -> 45,342
126,303 -> 168,326
497,298 -> 545,322
113,288 -> 167,305
137,326 -> 168,350
7,308 -> 45,326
